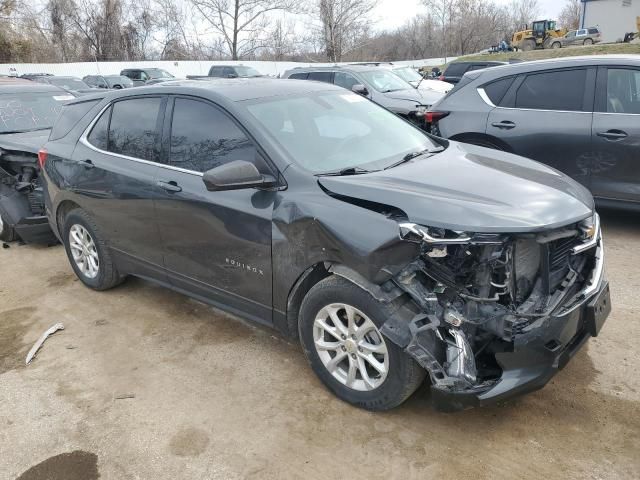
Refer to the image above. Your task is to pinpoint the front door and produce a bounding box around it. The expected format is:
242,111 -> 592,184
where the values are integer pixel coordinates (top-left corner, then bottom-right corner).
154,97 -> 276,325
591,67 -> 640,203
70,96 -> 168,274
486,67 -> 595,188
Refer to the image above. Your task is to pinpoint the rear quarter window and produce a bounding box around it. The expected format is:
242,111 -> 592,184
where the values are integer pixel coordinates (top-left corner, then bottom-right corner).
588,28 -> 599,34
49,99 -> 101,141
483,77 -> 515,105
288,72 -> 309,80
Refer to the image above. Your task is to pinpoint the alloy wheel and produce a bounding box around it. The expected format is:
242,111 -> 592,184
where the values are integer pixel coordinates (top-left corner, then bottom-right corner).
313,303 -> 389,391
68,224 -> 100,279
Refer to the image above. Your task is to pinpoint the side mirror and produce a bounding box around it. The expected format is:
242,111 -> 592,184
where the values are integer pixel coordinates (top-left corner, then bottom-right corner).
351,84 -> 368,96
202,160 -> 276,191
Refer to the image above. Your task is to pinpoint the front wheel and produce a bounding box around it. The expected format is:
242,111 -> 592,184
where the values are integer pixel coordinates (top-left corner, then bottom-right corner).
551,42 -> 561,49
583,38 -> 593,46
298,276 -> 425,410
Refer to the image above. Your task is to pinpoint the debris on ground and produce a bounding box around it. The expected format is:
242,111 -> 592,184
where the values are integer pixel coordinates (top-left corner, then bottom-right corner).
2,243 -> 9,249
95,319 -> 108,326
114,393 -> 135,400
25,323 -> 64,365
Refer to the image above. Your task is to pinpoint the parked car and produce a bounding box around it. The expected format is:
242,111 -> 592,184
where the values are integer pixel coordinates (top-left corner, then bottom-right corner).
281,65 -> 443,130
428,55 -> 640,210
83,75 -> 134,89
550,27 -> 602,48
439,61 -> 507,84
41,79 -> 609,411
33,76 -> 95,96
351,62 -> 453,93
120,68 -> 175,86
20,73 -> 54,81
186,64 -> 264,81
0,79 -> 75,243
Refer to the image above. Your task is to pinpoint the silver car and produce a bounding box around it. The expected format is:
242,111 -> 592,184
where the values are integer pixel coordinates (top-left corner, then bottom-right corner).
550,27 -> 602,48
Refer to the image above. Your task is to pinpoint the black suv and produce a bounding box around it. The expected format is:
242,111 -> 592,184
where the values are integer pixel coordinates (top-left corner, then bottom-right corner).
439,61 -> 507,84
41,79 -> 610,411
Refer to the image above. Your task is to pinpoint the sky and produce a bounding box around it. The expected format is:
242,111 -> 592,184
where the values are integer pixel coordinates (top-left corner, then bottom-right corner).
373,0 -> 565,31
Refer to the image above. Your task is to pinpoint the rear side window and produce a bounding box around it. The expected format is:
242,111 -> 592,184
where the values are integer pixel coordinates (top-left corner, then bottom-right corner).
108,97 -> 162,161
87,106 -> 110,150
308,71 -> 333,83
50,99 -> 100,141
444,63 -> 468,76
515,69 -> 587,111
169,98 -> 258,173
588,28 -> 599,34
209,66 -> 224,77
288,72 -> 308,80
483,77 -> 515,105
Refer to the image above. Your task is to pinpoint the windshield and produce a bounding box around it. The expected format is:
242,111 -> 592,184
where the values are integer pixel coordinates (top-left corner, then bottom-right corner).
0,92 -> 72,133
106,76 -> 133,87
359,70 -> 411,93
245,92 -> 439,174
236,66 -> 262,77
393,67 -> 422,83
148,69 -> 174,79
47,77 -> 89,91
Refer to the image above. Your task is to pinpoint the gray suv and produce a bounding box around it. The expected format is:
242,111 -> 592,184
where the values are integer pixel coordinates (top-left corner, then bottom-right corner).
428,56 -> 640,210
281,65 -> 443,130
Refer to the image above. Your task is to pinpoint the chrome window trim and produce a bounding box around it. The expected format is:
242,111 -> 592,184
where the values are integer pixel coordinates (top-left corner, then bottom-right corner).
477,88 -> 496,107
79,101 -> 204,177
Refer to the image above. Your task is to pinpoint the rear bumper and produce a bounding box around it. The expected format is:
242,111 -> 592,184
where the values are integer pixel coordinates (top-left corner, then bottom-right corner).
431,278 -> 610,412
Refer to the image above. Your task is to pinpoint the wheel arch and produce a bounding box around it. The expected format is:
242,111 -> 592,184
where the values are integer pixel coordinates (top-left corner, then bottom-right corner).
283,262 -> 405,339
55,200 -> 82,238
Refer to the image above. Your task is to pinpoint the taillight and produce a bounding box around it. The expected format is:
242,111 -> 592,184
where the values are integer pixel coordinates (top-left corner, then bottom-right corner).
426,111 -> 450,123
38,148 -> 48,169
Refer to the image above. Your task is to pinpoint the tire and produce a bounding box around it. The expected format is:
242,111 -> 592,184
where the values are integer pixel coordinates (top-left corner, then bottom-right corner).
551,42 -> 561,49
583,38 -> 593,46
0,210 -> 17,242
298,276 -> 426,410
522,39 -> 536,51
62,208 -> 124,290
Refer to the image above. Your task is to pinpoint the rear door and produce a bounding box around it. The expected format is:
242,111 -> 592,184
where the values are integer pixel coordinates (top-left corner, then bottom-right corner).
153,96 -> 277,324
485,67 -> 595,188
71,95 -> 168,275
591,66 -> 640,202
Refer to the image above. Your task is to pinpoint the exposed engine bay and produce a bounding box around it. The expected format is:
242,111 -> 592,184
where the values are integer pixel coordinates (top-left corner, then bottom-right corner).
378,214 -> 604,403
0,147 -> 48,242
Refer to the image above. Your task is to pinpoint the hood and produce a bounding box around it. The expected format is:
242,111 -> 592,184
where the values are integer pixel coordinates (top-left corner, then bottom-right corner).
0,130 -> 51,154
318,142 -> 594,233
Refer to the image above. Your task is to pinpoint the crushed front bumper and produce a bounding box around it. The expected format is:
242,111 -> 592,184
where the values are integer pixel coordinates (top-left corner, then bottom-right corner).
430,242 -> 611,412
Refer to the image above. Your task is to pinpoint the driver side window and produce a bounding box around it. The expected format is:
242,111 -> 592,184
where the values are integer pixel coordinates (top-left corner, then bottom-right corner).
169,98 -> 263,173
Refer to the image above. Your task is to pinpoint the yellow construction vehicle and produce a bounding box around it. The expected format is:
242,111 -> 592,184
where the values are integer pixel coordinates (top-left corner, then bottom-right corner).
512,20 -> 568,51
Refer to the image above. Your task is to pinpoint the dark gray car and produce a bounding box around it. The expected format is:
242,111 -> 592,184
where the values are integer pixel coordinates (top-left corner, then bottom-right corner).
281,65 -> 443,130
429,55 -> 640,210
41,79 -> 609,411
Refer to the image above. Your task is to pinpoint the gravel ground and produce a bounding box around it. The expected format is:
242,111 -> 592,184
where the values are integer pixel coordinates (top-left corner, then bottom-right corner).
1,211 -> 639,480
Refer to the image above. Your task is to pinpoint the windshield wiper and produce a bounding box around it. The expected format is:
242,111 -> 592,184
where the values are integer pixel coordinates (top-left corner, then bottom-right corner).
384,147 -> 445,170
317,166 -> 378,176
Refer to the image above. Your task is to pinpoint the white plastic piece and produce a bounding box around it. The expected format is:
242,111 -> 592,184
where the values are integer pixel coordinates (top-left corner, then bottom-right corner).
25,323 -> 64,365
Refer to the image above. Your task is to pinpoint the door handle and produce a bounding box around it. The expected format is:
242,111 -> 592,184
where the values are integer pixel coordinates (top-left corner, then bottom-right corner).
80,159 -> 94,169
597,130 -> 628,141
491,121 -> 516,129
157,180 -> 182,193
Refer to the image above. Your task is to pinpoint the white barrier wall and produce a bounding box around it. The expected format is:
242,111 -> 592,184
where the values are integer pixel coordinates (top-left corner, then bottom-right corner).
0,58 -> 456,78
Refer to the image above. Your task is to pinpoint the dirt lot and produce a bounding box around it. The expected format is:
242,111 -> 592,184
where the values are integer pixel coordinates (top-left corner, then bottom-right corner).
1,211 -> 639,480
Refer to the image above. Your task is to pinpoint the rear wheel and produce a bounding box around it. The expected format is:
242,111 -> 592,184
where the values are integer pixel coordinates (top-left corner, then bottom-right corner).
62,209 -> 124,290
298,276 -> 425,410
551,42 -> 561,49
583,38 -> 593,46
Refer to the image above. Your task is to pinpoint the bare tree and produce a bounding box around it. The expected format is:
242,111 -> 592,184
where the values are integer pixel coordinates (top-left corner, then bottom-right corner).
190,0 -> 300,59
316,0 -> 377,62
509,0 -> 540,32
422,0 -> 458,58
558,0 -> 580,31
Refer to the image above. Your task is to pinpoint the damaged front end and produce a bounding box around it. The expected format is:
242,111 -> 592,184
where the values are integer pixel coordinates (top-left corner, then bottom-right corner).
382,214 -> 610,411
